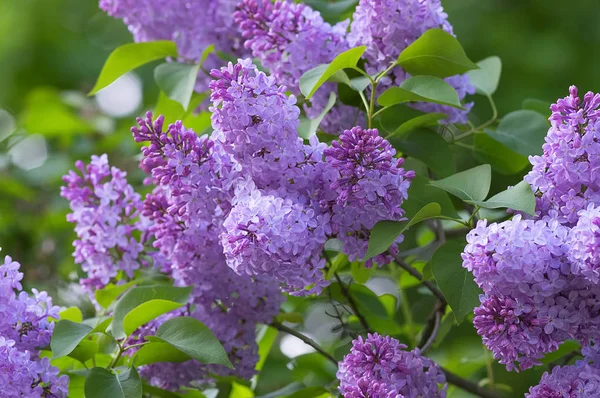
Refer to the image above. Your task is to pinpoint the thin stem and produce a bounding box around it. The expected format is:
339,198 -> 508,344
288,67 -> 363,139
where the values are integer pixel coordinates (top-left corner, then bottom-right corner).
123,342 -> 149,352
442,368 -> 503,398
368,80 -> 377,129
483,345 -> 496,391
358,91 -> 371,117
375,62 -> 397,84
468,205 -> 481,227
452,94 -> 498,142
107,343 -> 125,370
391,254 -> 447,304
398,286 -> 416,347
418,300 -> 445,354
334,272 -> 372,332
270,322 -> 337,366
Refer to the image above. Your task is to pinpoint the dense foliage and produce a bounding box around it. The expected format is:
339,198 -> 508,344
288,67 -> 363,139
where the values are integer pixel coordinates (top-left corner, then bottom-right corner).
2,0 -> 600,397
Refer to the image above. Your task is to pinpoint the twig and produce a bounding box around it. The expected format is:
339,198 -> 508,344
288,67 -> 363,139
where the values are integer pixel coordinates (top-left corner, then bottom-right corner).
418,300 -> 445,353
334,272 -> 372,332
391,253 -> 446,304
442,368 -> 503,398
270,322 -> 337,366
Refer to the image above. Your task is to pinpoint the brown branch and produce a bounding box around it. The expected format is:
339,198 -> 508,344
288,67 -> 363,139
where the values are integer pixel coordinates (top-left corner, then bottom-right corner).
391,253 -> 447,304
442,368 -> 503,398
334,272 -> 372,333
270,322 -> 337,365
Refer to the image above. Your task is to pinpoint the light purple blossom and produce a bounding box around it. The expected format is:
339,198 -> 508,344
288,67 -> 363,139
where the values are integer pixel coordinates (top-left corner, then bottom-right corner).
61,154 -> 147,291
235,0 -> 360,134
525,86 -> 600,224
337,333 -> 446,397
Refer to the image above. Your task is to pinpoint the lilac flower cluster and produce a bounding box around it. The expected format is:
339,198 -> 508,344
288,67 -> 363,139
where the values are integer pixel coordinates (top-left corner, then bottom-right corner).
61,154 -> 146,292
99,0 -> 244,92
526,86 -> 600,225
324,127 -> 414,267
337,333 -> 447,397
130,110 -> 283,386
347,0 -> 475,124
463,87 -> 600,372
527,345 -> 600,397
0,255 -> 69,397
209,60 -> 412,291
235,0 -> 359,134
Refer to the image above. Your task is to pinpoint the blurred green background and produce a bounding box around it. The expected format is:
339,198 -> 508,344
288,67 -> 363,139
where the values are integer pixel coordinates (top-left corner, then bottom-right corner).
0,1 -> 597,395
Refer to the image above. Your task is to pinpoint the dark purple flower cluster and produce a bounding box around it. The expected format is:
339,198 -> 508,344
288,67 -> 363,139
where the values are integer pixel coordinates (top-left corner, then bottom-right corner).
61,154 -> 147,292
324,127 -> 414,267
337,333 -> 447,397
99,0 -> 245,92
527,346 -> 600,397
348,0 -> 475,124
463,87 -> 600,372
0,254 -> 69,397
234,0 -> 359,134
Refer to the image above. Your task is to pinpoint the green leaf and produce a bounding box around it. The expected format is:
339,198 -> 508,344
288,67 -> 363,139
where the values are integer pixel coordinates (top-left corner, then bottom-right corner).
387,112 -> 446,137
255,326 -> 278,372
149,317 -> 233,368
389,128 -> 455,177
154,62 -> 201,111
431,241 -> 483,322
123,299 -> 186,336
69,338 -> 98,364
58,307 -> 83,323
134,342 -> 191,366
95,281 -> 136,309
350,284 -> 388,319
473,134 -> 529,175
378,76 -> 463,109
522,98 -> 550,116
111,285 -> 193,339
351,261 -> 376,284
84,367 -> 143,398
51,320 -> 93,359
403,175 -> 459,219
485,110 -> 549,156
89,41 -> 178,95
143,383 -> 188,398
471,180 -> 536,215
466,56 -> 502,96
300,46 -> 366,99
397,28 -> 478,78
298,92 -> 337,139
364,203 -> 441,260
429,164 -> 491,202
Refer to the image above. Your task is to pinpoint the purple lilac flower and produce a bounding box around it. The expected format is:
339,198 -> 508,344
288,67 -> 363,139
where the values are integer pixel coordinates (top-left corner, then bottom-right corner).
235,0 -> 361,134
99,0 -> 244,92
61,155 -> 147,291
526,360 -> 600,397
337,333 -> 447,397
221,179 -> 330,296
347,0 -> 475,124
525,86 -> 600,225
0,254 -> 68,397
568,204 -> 600,284
464,215 -> 600,371
131,113 -> 283,387
324,126 -> 414,267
